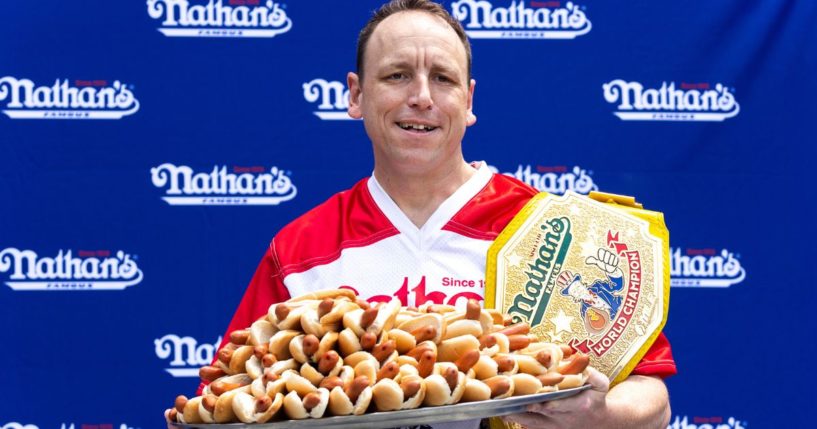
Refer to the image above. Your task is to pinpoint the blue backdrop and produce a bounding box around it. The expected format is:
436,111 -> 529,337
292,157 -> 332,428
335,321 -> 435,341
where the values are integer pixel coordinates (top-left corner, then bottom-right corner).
2,1 -> 816,428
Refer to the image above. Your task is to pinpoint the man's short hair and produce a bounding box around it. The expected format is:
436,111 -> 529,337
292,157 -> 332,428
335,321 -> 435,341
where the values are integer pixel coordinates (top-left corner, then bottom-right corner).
356,0 -> 472,82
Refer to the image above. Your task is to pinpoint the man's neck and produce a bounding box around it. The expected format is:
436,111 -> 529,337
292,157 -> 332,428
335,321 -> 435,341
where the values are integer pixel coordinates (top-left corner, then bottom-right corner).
374,161 -> 478,229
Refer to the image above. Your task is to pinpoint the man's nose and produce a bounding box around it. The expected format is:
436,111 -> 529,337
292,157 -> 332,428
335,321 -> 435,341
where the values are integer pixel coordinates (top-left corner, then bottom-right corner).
408,77 -> 433,109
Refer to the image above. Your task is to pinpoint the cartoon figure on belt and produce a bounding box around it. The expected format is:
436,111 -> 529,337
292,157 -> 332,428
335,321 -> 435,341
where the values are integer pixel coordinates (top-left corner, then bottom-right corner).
558,248 -> 625,334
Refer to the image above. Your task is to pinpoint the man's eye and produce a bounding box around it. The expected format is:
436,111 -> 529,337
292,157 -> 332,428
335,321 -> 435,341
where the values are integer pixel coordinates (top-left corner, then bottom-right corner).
388,73 -> 405,80
435,75 -> 452,83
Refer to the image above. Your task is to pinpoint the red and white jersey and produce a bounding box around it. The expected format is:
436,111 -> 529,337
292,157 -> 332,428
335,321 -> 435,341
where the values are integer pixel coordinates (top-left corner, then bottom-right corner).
213,162 -> 675,395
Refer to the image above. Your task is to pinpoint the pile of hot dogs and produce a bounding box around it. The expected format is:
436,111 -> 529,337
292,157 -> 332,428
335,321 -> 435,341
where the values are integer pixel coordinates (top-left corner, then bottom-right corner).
165,289 -> 592,424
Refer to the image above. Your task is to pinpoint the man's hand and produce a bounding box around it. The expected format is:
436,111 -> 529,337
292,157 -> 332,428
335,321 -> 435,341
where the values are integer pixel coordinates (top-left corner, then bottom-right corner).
586,249 -> 620,275
502,370 -> 671,429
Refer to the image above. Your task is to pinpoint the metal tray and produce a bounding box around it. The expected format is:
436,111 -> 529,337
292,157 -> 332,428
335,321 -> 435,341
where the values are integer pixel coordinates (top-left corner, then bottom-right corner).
171,385 -> 590,429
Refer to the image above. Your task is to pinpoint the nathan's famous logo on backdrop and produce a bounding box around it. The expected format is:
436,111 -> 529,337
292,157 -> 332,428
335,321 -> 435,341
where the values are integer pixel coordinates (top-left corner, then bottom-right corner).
670,247 -> 745,288
603,80 -> 740,121
489,164 -> 598,195
151,163 -> 297,205
667,415 -> 747,429
1,423 -> 136,429
451,0 -> 591,39
0,248 -> 143,291
0,77 -> 139,119
155,334 -> 222,377
147,0 -> 292,38
302,78 -> 354,120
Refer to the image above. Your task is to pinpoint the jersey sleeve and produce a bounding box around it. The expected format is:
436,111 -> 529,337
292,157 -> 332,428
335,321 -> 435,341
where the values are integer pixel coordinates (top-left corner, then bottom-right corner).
630,332 -> 676,378
196,240 -> 291,395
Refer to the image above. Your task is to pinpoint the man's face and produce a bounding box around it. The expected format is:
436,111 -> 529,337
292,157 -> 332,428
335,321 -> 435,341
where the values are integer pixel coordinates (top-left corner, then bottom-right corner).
348,11 -> 476,177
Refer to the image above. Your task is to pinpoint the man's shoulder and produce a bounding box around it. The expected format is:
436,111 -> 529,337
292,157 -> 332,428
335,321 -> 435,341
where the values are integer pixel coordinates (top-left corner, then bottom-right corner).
272,177 -> 399,274
443,172 -> 538,240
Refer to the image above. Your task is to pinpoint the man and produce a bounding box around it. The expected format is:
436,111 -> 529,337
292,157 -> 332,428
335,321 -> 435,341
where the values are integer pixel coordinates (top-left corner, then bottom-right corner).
213,1 -> 675,428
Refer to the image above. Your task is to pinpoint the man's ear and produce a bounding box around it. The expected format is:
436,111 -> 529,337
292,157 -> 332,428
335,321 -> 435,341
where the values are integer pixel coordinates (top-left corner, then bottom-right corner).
466,78 -> 476,126
347,72 -> 362,119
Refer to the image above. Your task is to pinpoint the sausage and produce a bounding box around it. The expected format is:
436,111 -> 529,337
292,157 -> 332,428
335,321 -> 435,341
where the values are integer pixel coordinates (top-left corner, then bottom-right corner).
418,350 -> 436,378
229,329 -> 250,345
262,353 -> 277,367
377,361 -> 400,381
535,350 -> 552,368
411,325 -> 437,343
360,332 -> 377,351
465,299 -> 481,320
302,334 -> 320,357
537,373 -> 565,386
496,322 -> 530,336
211,380 -> 243,396
199,365 -> 226,382
557,353 -> 590,375
355,298 -> 370,310
479,334 -> 497,350
455,350 -> 480,373
560,344 -> 574,358
508,334 -> 531,351
345,376 -> 370,403
256,396 -> 272,413
372,340 -> 396,363
302,392 -> 322,411
174,395 -> 187,413
253,344 -> 269,360
218,346 -> 234,365
401,379 -> 421,399
320,376 -> 344,390
442,366 -> 459,392
318,298 -> 334,318
318,351 -> 340,374
202,394 -> 217,412
274,304 -> 290,321
406,342 -> 434,360
494,355 -> 515,373
360,307 -> 379,330
485,377 -> 511,397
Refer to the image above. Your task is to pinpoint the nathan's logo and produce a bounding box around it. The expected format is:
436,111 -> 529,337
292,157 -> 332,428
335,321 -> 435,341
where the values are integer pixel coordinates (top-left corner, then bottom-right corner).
155,334 -> 221,377
451,0 -> 591,39
0,248 -> 143,291
147,0 -> 292,38
302,79 -> 354,120
508,217 -> 572,326
150,163 -> 297,205
491,165 -> 598,195
603,80 -> 740,121
670,247 -> 746,288
0,77 -> 139,119
668,415 -> 747,429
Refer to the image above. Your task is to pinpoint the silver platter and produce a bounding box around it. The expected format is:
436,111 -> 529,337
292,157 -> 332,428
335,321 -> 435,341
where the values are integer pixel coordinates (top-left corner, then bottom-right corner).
170,385 -> 590,429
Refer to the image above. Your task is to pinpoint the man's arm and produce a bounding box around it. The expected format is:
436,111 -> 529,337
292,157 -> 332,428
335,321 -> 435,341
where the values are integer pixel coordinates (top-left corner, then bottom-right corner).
504,368 -> 671,429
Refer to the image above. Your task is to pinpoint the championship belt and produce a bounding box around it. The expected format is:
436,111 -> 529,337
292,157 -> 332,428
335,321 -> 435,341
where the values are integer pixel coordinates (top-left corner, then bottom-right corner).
485,191 -> 670,386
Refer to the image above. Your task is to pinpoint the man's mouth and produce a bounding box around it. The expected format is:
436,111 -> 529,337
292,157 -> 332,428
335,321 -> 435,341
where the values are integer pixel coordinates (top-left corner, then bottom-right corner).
397,122 -> 438,132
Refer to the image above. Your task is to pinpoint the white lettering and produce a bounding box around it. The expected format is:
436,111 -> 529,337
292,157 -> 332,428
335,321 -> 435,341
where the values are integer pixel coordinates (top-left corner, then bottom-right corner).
670,248 -> 746,288
603,80 -> 739,121
147,0 -> 292,38
451,1 -> 591,38
151,164 -> 298,206
0,248 -> 143,290
489,164 -> 598,194
0,77 -> 140,119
